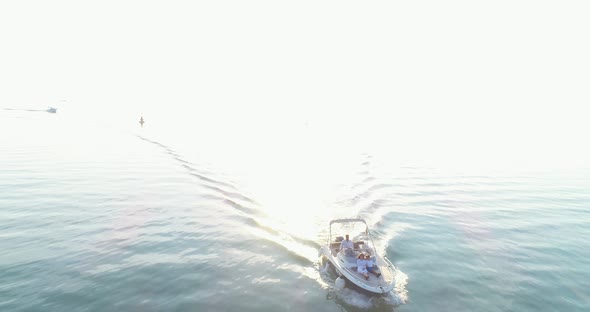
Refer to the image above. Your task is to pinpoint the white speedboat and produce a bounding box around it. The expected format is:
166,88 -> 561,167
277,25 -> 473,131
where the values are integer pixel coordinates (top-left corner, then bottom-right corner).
319,218 -> 396,294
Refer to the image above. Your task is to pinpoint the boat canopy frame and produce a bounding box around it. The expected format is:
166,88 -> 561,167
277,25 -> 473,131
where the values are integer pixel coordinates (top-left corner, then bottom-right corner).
328,218 -> 378,256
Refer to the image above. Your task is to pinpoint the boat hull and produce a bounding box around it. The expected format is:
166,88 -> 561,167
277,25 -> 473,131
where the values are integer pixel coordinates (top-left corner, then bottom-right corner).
320,246 -> 396,294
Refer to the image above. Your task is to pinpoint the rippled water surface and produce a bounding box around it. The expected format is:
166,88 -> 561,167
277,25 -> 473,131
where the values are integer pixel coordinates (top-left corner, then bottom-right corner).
1,110 -> 589,312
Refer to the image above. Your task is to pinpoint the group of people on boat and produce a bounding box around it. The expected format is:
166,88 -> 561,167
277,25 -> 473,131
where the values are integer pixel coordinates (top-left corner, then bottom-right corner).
340,234 -> 381,280
357,253 -> 381,280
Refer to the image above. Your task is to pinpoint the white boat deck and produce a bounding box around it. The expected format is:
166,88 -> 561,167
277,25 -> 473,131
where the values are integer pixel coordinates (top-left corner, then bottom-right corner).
329,244 -> 386,286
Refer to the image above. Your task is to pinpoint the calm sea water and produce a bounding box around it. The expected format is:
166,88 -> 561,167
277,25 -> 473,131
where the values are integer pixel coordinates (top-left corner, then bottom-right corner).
1,109 -> 589,312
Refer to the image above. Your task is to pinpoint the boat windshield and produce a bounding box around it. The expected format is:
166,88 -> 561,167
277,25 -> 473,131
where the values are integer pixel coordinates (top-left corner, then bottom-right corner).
330,221 -> 369,243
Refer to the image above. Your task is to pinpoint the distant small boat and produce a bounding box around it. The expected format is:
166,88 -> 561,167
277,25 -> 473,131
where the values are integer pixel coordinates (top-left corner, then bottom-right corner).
47,107 -> 57,113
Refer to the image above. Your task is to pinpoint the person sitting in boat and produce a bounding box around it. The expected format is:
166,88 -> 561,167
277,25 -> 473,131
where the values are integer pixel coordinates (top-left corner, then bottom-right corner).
340,234 -> 354,256
364,254 -> 381,277
357,253 -> 369,280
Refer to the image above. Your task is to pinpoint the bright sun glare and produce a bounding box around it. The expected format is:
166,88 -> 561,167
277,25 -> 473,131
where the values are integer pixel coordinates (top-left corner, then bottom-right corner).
1,1 -> 588,171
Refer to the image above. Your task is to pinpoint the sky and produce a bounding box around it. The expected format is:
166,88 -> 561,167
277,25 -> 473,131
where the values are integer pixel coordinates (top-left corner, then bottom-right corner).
1,1 -> 589,170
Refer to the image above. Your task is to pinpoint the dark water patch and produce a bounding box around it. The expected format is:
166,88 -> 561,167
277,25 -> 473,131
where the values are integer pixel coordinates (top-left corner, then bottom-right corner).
0,259 -> 94,311
75,263 -> 213,311
1,260 -> 49,280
